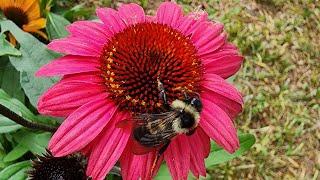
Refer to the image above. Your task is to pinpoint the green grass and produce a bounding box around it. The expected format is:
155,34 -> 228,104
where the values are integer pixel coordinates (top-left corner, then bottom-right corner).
72,0 -> 320,178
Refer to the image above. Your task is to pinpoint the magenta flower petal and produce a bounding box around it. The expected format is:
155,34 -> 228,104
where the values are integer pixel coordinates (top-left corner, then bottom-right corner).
36,55 -> 99,77
120,147 -> 141,180
38,79 -> 106,117
202,53 -> 243,79
191,22 -> 224,48
86,112 -> 130,179
189,129 -> 208,177
118,3 -> 145,25
120,147 -> 162,180
48,37 -> 102,57
67,21 -> 111,45
49,94 -> 116,156
156,2 -> 183,27
61,72 -> 104,84
202,73 -> 243,105
197,128 -> 211,158
177,15 -> 206,36
140,151 -> 163,180
164,135 -> 190,180
200,98 -> 239,153
96,8 -> 126,35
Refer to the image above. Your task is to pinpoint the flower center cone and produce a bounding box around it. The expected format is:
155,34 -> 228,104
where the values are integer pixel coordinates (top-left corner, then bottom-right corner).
101,22 -> 203,113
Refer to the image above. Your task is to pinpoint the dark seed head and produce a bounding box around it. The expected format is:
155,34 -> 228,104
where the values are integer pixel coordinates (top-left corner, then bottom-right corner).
3,7 -> 29,28
101,22 -> 202,114
28,150 -> 88,180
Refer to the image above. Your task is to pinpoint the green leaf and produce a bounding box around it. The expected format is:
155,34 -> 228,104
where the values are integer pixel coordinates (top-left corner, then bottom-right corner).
0,20 -> 59,107
0,89 -> 37,121
0,34 -> 21,56
7,167 -> 29,180
3,144 -> 28,162
13,130 -> 51,154
205,133 -> 255,167
0,160 -> 30,179
63,4 -> 93,22
0,116 -> 22,134
46,12 -> 70,40
0,57 -> 25,102
154,164 -> 171,180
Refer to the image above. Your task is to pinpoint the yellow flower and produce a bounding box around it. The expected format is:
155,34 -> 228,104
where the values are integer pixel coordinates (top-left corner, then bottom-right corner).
0,0 -> 47,41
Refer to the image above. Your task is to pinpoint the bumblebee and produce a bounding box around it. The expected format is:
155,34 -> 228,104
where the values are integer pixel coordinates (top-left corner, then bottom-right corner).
117,79 -> 202,155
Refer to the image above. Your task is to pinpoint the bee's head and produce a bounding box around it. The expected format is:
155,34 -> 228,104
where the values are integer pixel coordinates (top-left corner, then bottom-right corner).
180,111 -> 195,129
190,97 -> 202,112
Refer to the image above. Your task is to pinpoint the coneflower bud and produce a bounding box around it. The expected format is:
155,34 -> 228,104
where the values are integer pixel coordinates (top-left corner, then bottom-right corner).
28,150 -> 88,180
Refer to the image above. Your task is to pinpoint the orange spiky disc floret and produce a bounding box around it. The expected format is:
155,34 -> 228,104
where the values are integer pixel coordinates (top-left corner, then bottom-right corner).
101,22 -> 203,113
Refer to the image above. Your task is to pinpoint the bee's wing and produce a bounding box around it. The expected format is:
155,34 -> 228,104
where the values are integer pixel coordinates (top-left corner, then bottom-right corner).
133,111 -> 179,147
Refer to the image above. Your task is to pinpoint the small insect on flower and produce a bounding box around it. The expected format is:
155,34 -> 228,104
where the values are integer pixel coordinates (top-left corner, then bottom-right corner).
117,79 -> 203,156
28,150 -> 88,180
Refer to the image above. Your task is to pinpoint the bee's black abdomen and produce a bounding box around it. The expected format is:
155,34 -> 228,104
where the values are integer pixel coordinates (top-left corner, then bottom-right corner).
180,112 -> 195,128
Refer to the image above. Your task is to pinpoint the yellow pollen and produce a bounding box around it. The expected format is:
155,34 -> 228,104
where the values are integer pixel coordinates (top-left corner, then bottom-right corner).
106,71 -> 110,75
126,95 -> 132,100
107,58 -> 113,63
107,64 -> 111,69
132,99 -> 138,104
109,77 -> 114,82
141,101 -> 146,106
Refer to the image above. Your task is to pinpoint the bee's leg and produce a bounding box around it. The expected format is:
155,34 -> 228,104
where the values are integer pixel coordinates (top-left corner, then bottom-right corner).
150,141 -> 171,177
159,140 -> 171,155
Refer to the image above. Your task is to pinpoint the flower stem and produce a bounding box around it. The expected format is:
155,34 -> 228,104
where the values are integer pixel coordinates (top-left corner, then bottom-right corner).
0,104 -> 57,132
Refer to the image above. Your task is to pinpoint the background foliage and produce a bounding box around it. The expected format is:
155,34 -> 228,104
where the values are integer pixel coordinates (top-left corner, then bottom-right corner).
0,0 -> 319,179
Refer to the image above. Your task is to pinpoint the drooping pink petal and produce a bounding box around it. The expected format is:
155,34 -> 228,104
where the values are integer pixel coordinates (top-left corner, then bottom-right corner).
67,21 -> 111,45
96,8 -> 126,35
140,151 -> 163,180
49,94 -> 117,156
118,3 -> 145,25
164,135 -> 190,180
47,37 -> 103,57
120,146 -> 141,180
201,73 -> 243,109
199,98 -> 239,153
38,79 -> 106,117
201,87 -> 242,119
156,2 -> 183,28
188,129 -> 208,177
120,146 -> 162,180
201,43 -> 240,62
201,44 -> 243,79
36,55 -> 99,77
87,111 -> 130,179
197,128 -> 211,158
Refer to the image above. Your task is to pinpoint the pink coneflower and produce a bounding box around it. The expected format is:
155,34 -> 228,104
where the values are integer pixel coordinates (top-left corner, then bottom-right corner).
36,2 -> 244,180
